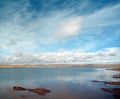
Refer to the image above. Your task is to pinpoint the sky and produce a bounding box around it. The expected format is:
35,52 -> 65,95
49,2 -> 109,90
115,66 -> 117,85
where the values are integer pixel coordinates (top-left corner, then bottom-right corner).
0,0 -> 120,64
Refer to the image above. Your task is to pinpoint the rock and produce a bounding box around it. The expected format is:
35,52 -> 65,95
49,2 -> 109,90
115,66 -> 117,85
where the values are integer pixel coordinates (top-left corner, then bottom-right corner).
13,86 -> 50,96
13,86 -> 26,91
28,88 -> 50,96
107,68 -> 120,71
92,80 -> 120,85
113,74 -> 120,78
113,94 -> 120,99
104,82 -> 120,85
101,88 -> 120,93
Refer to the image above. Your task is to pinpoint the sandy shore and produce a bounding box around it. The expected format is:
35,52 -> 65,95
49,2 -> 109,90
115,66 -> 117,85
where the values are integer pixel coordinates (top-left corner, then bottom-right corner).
0,64 -> 120,68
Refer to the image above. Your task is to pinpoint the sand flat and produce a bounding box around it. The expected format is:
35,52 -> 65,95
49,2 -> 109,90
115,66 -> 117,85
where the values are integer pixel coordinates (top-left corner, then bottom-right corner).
0,64 -> 120,68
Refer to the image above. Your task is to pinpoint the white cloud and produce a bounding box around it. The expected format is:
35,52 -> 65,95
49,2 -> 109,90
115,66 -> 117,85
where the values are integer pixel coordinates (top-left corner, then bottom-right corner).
0,47 -> 120,64
55,17 -> 83,38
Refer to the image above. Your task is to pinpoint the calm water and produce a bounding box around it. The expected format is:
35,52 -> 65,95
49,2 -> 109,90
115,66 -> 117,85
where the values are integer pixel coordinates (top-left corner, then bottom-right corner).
0,66 -> 120,99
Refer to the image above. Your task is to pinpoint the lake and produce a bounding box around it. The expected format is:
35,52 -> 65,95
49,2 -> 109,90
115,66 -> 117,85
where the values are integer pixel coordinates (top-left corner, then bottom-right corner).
0,66 -> 120,99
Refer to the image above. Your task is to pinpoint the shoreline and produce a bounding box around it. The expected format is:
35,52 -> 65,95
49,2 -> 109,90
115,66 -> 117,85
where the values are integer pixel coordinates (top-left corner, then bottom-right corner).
0,64 -> 120,68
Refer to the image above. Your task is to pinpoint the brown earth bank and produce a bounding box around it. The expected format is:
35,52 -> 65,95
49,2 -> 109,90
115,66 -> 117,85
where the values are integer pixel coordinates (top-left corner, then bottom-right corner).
0,64 -> 120,68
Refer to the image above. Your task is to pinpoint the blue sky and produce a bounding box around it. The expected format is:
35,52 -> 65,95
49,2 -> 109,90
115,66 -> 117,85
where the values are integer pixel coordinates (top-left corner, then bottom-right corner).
0,0 -> 120,64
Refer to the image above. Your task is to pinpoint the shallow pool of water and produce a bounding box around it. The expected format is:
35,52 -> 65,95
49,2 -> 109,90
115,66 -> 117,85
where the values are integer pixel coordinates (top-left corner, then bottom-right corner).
0,66 -> 120,99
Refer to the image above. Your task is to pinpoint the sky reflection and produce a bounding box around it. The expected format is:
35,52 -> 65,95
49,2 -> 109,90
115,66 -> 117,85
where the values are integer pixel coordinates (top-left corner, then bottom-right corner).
0,67 -> 119,99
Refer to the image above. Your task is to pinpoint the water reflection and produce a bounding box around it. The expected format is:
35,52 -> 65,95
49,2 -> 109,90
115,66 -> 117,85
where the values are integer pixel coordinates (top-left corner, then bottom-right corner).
113,74 -> 120,78
92,80 -> 120,85
92,68 -> 120,99
0,67 -> 120,99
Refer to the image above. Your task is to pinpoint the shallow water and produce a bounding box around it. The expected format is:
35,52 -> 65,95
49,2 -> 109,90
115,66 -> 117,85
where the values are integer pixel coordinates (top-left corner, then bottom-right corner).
0,66 -> 120,99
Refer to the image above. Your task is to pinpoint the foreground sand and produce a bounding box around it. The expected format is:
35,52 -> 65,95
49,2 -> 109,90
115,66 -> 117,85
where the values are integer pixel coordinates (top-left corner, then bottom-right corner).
0,64 -> 120,68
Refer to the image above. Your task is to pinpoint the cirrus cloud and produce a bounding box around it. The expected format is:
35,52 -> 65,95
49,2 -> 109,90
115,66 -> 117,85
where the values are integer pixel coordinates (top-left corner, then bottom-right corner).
0,0 -> 120,64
